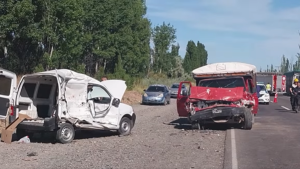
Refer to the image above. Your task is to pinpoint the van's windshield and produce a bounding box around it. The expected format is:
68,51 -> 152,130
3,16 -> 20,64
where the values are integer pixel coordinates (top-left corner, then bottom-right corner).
198,78 -> 245,88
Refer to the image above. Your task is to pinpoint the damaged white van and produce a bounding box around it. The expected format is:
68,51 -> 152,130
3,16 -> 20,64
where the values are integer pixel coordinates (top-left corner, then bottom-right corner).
0,68 -> 136,143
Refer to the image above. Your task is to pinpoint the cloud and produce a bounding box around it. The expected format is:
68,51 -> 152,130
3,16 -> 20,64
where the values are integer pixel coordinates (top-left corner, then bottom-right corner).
146,0 -> 300,68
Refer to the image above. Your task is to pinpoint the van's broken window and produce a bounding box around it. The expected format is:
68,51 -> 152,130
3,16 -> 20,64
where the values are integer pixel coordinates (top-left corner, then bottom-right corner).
198,78 -> 245,88
0,75 -> 11,96
20,83 -> 36,98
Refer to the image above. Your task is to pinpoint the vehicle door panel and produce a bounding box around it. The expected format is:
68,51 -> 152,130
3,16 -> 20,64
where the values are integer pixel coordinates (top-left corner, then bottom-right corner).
177,82 -> 192,117
0,69 -> 17,122
247,79 -> 258,114
88,85 -> 119,126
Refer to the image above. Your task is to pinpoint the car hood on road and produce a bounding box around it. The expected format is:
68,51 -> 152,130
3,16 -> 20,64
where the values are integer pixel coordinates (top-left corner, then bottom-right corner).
189,86 -> 244,101
145,91 -> 163,97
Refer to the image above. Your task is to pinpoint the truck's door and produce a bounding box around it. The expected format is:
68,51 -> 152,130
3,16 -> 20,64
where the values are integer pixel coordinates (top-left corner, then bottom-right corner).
247,79 -> 258,115
0,68 -> 17,127
177,81 -> 192,117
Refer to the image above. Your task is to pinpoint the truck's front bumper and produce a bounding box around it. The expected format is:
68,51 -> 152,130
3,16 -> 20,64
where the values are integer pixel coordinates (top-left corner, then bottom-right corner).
189,106 -> 246,123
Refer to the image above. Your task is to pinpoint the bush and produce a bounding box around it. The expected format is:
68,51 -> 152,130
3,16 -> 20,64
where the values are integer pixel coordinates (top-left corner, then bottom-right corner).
132,72 -> 195,93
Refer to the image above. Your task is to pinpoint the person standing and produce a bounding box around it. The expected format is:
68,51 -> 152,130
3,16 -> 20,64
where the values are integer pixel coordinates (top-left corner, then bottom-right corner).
101,75 -> 108,81
290,79 -> 298,110
266,82 -> 271,94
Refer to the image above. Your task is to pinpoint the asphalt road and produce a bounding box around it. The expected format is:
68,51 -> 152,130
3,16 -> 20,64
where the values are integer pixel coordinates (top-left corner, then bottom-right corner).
224,95 -> 300,169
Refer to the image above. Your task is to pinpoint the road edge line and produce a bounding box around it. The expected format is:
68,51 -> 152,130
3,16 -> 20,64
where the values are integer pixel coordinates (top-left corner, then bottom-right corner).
231,129 -> 238,169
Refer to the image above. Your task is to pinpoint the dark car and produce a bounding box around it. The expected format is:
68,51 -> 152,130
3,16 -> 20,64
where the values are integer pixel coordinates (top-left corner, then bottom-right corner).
170,83 -> 187,98
142,84 -> 171,105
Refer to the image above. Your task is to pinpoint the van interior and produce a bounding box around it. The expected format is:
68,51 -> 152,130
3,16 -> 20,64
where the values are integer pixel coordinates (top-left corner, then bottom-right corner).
0,75 -> 12,117
16,75 -> 59,119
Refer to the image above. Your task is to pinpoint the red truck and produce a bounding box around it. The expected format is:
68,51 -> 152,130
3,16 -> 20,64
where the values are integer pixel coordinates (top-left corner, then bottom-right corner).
176,62 -> 258,130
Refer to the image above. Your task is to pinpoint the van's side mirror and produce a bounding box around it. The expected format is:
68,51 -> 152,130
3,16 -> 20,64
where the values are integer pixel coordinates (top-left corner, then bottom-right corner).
143,89 -> 146,92
112,98 -> 120,107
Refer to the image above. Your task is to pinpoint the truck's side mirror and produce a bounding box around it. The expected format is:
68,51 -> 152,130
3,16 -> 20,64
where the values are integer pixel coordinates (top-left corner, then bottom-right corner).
181,90 -> 188,96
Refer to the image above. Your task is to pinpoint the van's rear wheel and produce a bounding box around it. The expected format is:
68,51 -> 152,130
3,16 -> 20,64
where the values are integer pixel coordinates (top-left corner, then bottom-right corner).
56,123 -> 75,144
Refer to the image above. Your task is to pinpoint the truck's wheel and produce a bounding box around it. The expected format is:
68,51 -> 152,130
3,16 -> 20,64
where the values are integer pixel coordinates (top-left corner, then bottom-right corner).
56,123 -> 75,144
117,117 -> 132,136
243,109 -> 253,130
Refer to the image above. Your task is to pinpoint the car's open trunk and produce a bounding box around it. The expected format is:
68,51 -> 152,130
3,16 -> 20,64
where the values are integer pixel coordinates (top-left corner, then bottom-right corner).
16,75 -> 59,119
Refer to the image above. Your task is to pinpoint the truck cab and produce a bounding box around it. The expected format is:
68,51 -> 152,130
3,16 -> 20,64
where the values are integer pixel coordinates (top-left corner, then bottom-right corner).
176,62 -> 258,130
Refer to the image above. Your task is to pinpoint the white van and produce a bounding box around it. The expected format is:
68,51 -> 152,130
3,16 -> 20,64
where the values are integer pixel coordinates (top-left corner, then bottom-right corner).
0,68 -> 136,143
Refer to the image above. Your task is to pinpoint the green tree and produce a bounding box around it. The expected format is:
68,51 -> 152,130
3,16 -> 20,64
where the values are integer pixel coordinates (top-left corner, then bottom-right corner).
151,22 -> 176,74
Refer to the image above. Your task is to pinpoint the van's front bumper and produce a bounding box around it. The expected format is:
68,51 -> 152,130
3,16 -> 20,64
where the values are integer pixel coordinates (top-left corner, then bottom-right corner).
17,117 -> 57,131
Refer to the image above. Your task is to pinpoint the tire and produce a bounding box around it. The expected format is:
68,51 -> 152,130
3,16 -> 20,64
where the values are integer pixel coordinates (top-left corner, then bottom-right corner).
243,108 -> 253,130
266,102 -> 269,105
56,123 -> 75,144
16,129 -> 33,140
163,99 -> 167,106
117,117 -> 133,136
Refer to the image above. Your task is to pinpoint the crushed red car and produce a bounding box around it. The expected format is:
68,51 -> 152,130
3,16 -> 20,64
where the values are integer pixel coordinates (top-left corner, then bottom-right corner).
176,62 -> 258,130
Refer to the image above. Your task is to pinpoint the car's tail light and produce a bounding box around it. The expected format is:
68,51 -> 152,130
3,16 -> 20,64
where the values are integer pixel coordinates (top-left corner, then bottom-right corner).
10,105 -> 14,116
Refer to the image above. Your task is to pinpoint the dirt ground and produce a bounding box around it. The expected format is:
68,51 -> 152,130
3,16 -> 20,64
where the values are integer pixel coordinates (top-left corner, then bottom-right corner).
122,90 -> 142,105
0,99 -> 226,169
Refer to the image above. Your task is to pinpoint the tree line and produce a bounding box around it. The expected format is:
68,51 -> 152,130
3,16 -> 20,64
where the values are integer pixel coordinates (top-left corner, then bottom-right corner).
0,0 -> 208,86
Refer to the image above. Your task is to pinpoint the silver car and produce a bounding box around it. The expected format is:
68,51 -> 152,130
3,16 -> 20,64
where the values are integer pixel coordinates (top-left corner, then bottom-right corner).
170,83 -> 186,98
142,84 -> 171,105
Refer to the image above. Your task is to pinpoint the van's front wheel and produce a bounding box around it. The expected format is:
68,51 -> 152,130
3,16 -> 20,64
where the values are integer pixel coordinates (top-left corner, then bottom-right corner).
56,123 -> 75,144
117,117 -> 132,136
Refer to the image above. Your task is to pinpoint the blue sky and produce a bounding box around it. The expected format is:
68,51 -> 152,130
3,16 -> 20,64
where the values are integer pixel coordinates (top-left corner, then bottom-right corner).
146,0 -> 300,70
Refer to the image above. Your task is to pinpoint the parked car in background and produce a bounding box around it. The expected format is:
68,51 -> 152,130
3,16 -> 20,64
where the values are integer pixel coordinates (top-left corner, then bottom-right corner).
170,83 -> 187,98
256,82 -> 270,105
142,84 -> 171,105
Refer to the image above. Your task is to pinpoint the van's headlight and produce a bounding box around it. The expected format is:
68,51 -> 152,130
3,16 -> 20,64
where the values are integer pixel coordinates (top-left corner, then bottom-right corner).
143,93 -> 148,97
158,93 -> 163,97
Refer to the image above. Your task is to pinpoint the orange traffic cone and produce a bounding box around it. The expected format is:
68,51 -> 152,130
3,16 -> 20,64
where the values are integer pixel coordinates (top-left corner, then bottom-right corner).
273,92 -> 278,103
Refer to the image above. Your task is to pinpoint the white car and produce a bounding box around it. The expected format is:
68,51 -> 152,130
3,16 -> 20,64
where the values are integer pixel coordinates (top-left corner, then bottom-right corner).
0,68 -> 136,144
257,84 -> 270,104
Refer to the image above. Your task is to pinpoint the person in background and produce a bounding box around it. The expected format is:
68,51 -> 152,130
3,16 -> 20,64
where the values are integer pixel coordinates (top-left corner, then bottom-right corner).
290,79 -> 299,110
266,82 -> 271,94
101,75 -> 108,81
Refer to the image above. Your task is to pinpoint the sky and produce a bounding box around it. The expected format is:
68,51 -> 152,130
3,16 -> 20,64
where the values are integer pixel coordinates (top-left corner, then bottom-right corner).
146,0 -> 300,71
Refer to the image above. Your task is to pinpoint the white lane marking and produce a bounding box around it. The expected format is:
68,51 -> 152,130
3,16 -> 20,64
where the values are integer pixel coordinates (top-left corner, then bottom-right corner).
231,129 -> 238,169
281,106 -> 290,110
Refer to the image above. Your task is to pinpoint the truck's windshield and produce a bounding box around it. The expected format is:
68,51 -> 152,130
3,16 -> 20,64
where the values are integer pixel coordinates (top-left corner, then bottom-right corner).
198,78 -> 245,88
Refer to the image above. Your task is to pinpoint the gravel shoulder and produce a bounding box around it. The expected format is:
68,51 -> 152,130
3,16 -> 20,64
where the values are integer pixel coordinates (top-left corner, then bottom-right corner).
0,99 -> 225,169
